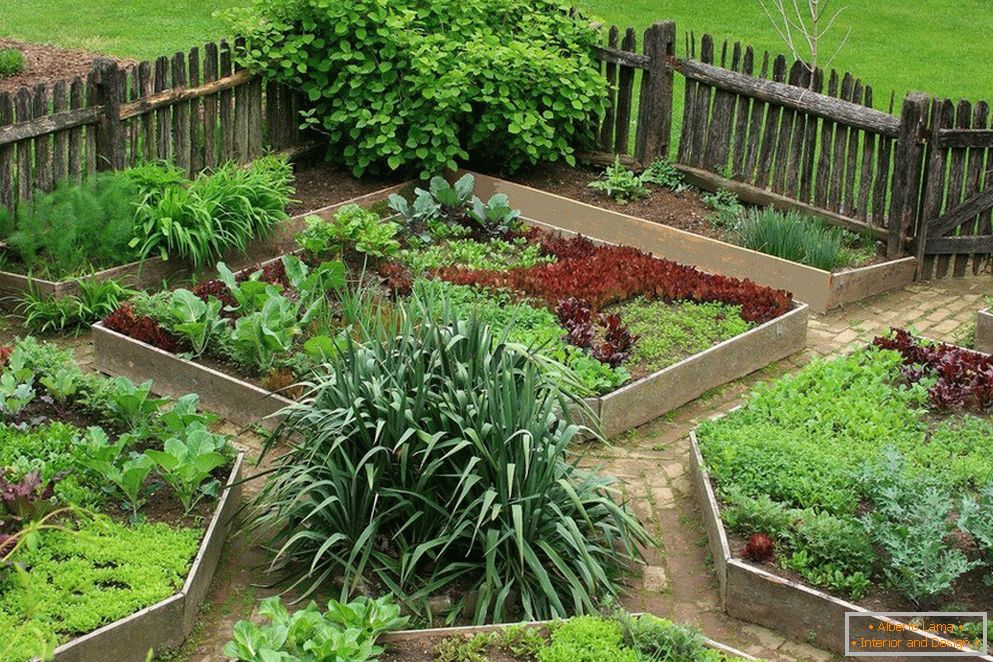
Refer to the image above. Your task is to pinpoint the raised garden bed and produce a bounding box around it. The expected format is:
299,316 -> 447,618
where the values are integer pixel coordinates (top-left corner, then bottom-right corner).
689,330 -> 993,659
476,170 -> 917,313
379,615 -> 756,661
0,338 -> 242,662
976,307 -> 993,354
93,175 -> 806,434
0,180 -> 413,300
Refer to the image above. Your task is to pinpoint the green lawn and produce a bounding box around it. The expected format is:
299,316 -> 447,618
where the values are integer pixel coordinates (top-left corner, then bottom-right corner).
575,0 -> 993,109
0,0 -> 244,61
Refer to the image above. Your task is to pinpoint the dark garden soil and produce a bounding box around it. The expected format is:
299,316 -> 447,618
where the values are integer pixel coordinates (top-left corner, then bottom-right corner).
504,161 -> 722,240
0,38 -> 132,93
382,634 -> 526,662
288,161 -> 408,216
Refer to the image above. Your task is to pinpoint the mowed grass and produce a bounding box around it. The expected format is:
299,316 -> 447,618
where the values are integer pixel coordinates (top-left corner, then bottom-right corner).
0,0 -> 245,61
575,0 -> 993,108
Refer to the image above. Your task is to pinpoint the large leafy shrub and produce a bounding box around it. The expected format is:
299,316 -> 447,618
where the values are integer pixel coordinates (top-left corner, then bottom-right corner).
245,295 -> 648,622
226,0 -> 607,176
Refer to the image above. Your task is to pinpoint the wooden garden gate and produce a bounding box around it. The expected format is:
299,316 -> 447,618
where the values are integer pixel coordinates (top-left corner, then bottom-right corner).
917,99 -> 993,279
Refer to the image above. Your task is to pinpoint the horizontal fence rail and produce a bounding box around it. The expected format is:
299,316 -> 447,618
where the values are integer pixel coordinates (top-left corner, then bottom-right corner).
0,39 -> 309,216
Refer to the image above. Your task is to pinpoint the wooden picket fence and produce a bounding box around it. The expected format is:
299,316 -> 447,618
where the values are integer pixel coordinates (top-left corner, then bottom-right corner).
592,21 -> 992,273
0,39 -> 309,214
1,21 -> 991,277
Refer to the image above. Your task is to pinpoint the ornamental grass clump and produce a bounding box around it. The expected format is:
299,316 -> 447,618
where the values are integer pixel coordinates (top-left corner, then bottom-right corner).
245,294 -> 649,623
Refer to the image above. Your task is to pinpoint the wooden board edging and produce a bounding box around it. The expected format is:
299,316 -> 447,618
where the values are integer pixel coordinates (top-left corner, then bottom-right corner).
976,309 -> 993,355
689,428 -> 993,660
93,322 -> 293,429
381,616 -> 755,660
463,170 -> 916,313
592,302 -> 807,437
50,452 -> 244,662
0,180 -> 416,302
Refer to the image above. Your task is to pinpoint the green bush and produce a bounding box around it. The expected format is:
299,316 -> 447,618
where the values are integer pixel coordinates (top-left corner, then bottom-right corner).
0,49 -> 25,78
225,0 -> 607,176
245,294 -> 648,622
296,204 -> 400,260
539,616 -> 638,662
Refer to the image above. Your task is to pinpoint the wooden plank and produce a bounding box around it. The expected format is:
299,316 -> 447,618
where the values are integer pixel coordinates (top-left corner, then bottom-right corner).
702,39 -> 736,171
117,69 -> 256,121
799,67 -> 824,203
729,46 -> 754,179
0,103 -> 101,147
956,101 -> 988,276
67,78 -> 85,183
89,58 -> 127,171
741,52 -> 770,183
770,59 -> 802,194
927,235 -> 993,254
929,188 -> 993,238
51,81 -> 69,184
781,61 -> 810,196
188,47 -> 203,175
674,57 -> 902,137
686,35 -> 715,168
247,72 -> 263,159
0,92 -> 13,212
755,55 -> 786,189
856,86 -> 876,222
917,99 -> 952,280
154,56 -> 170,161
841,80 -> 864,215
935,100 -> 971,277
136,61 -> 154,162
827,73 -> 855,212
676,34 -> 700,165
32,85 -> 53,192
976,102 -> 993,273
887,93 -> 929,259
127,65 -> 141,165
203,43 -> 219,168
594,45 -> 650,70
599,26 -> 619,151
936,129 -> 993,149
171,52 -> 191,175
634,21 -> 676,163
814,71 -> 839,208
15,87 -> 34,202
233,37 -> 249,162
614,28 -> 637,155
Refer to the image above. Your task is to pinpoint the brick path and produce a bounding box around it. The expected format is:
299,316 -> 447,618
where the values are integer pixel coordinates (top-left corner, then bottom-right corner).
594,275 -> 990,661
4,276 -> 987,661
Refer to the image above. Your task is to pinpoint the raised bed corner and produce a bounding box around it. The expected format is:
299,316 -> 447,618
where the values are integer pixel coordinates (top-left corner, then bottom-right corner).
591,302 -> 807,437
50,452 -> 244,662
690,430 -> 993,661
976,308 -> 993,354
465,171 -> 917,313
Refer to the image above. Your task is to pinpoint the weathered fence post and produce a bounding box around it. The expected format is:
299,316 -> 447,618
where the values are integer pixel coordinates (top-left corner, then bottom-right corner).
887,92 -> 928,259
88,57 -> 126,171
634,20 -> 676,163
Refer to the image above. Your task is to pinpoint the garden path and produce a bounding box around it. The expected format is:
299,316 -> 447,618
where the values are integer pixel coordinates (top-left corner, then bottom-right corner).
2,275 -> 985,661
596,275 -> 990,661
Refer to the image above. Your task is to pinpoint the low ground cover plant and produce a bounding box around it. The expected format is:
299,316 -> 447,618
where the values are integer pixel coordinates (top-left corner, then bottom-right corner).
698,330 -> 993,613
101,174 -> 791,396
225,0 -> 606,176
0,337 -> 235,662
0,156 -> 292,280
429,610 -> 753,661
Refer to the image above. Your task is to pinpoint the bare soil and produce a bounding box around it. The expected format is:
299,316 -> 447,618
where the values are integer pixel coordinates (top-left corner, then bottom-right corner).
288,161 -> 407,216
0,38 -> 133,93
505,161 -> 722,239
